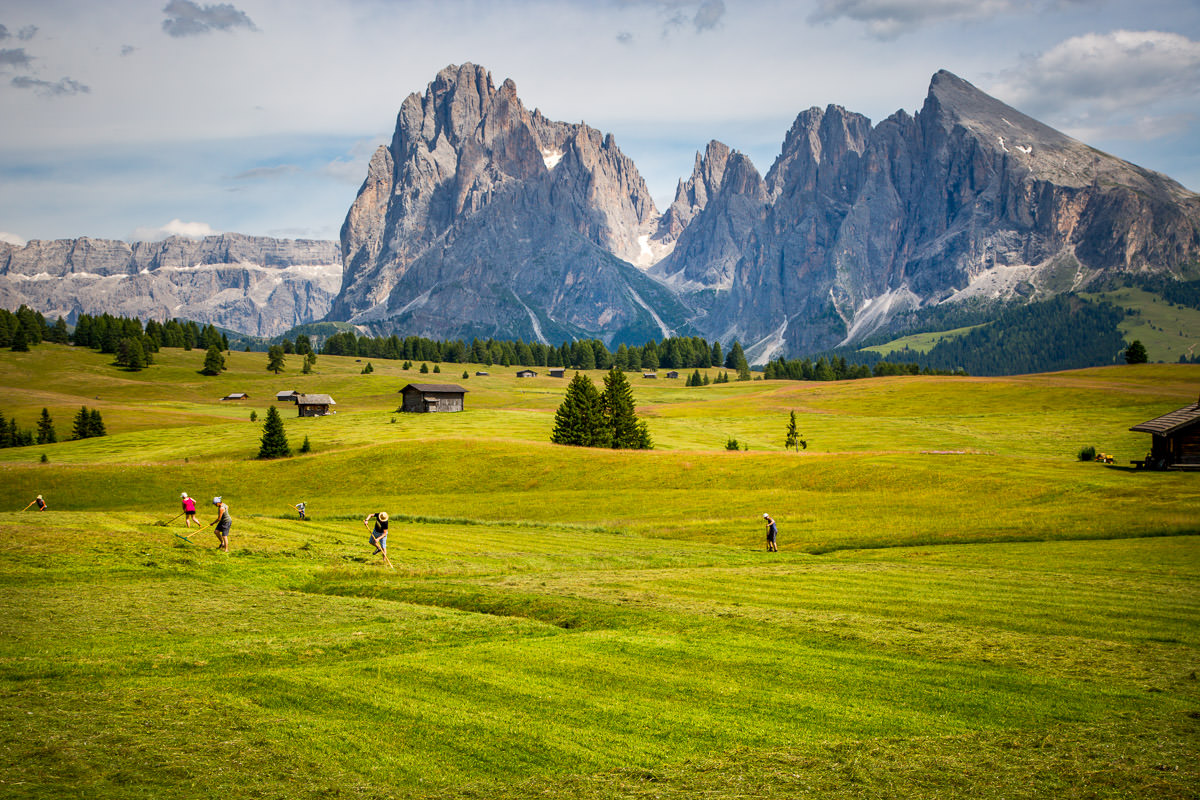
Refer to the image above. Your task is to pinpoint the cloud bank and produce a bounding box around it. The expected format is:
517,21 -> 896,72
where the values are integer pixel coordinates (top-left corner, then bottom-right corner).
161,0 -> 258,38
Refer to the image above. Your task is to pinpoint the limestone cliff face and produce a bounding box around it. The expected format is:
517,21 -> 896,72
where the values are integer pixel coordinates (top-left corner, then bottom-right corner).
669,71 -> 1200,361
0,234 -> 341,337
331,63 -> 681,343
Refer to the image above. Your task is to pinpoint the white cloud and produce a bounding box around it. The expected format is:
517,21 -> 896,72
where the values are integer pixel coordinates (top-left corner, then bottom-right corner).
231,164 -> 300,181
11,75 -> 90,96
990,30 -> 1200,137
0,231 -> 27,246
809,0 -> 1023,39
161,0 -> 258,38
130,219 -> 218,242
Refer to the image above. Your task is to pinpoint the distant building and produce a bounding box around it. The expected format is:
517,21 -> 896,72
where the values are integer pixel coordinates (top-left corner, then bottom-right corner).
275,390 -> 299,403
643,372 -> 657,379
665,371 -> 680,379
549,367 -> 566,378
399,383 -> 468,413
475,371 -> 489,376
516,369 -> 538,378
296,393 -> 336,417
1130,397 -> 1200,470
221,392 -> 249,401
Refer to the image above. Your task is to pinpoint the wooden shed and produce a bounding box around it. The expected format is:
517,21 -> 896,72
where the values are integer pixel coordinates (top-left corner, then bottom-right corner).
516,369 -> 538,378
221,392 -> 249,401
1130,397 -> 1200,470
296,393 -> 336,417
399,383 -> 468,413
549,368 -> 566,378
275,390 -> 299,403
665,371 -> 680,379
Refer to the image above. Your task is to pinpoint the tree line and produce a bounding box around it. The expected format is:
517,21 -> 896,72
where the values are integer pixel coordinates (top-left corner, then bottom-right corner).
320,330 -> 755,373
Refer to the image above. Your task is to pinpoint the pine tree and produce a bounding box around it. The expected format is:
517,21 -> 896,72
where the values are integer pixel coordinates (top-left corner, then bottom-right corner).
72,406 -> 91,440
36,408 -> 56,445
257,406 -> 291,459
201,345 -> 225,375
302,358 -> 313,374
10,326 -> 29,352
551,373 -> 606,446
420,362 -> 429,373
601,367 -> 645,449
267,345 -> 286,374
1124,340 -> 1149,364
0,415 -> 11,448
784,410 -> 806,452
88,409 -> 106,438
299,435 -> 311,454
116,336 -> 146,370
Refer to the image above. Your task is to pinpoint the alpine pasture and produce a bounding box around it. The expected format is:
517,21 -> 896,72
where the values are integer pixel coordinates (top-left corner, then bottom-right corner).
0,345 -> 1197,799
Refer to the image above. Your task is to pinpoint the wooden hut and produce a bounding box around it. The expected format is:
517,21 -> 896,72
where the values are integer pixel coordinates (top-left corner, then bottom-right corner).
516,369 -> 538,378
399,383 -> 468,413
1130,397 -> 1200,470
549,367 -> 566,378
296,393 -> 336,417
665,371 -> 680,379
221,392 -> 249,401
275,390 -> 299,403
643,372 -> 657,379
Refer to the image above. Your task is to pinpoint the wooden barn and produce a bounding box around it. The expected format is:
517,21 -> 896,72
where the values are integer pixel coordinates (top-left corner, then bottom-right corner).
296,393 -> 336,417
1130,397 -> 1200,470
275,390 -> 299,403
221,392 -> 249,401
665,371 -> 680,379
399,383 -> 468,413
516,369 -> 537,378
549,368 -> 566,378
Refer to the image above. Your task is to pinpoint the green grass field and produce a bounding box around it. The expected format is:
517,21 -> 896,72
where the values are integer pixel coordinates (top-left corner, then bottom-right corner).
858,324 -> 984,356
1,345 -> 1197,798
1087,287 -> 1200,363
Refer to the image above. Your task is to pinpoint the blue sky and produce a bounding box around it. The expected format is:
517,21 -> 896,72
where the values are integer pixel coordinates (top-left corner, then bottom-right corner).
1,0 -> 1198,245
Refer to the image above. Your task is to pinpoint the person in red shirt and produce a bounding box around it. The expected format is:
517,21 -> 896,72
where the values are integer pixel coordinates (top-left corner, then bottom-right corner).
181,493 -> 199,528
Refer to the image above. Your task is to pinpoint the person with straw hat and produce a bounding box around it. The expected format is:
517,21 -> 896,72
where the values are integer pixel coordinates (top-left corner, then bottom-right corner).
763,512 -> 778,552
363,511 -> 390,561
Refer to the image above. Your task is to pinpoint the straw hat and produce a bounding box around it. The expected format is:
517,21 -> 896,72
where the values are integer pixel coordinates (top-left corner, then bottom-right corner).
378,512 -> 389,522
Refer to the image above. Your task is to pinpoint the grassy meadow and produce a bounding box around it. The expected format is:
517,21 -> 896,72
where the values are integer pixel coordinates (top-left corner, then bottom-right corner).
0,344 -> 1197,798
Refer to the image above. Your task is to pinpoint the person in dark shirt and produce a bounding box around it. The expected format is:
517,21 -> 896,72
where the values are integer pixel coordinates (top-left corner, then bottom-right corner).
763,513 -> 778,552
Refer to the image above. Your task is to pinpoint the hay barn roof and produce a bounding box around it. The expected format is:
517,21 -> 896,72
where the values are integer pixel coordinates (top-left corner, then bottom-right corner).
400,384 -> 468,394
1130,401 -> 1200,435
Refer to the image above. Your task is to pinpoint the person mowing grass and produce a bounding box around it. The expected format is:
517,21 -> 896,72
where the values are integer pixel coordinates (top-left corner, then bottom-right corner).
363,511 -> 392,567
212,497 -> 232,552
763,512 -> 778,552
22,494 -> 48,512
181,492 -> 200,528
291,501 -> 307,520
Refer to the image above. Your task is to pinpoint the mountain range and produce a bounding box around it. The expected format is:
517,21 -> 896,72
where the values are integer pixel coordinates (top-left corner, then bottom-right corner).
5,64 -> 1198,360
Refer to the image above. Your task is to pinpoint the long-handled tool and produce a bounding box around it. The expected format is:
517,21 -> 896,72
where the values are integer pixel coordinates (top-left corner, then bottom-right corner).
20,500 -> 37,512
156,511 -> 185,527
176,520 -> 215,542
363,517 -> 394,569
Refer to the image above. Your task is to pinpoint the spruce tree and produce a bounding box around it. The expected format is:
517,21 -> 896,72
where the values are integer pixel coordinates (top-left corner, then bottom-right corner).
201,345 -> 225,375
72,406 -> 91,440
551,373 -> 606,446
88,409 -> 106,438
267,345 -> 286,374
1124,340 -> 1148,364
302,357 -> 313,374
36,408 -> 56,445
784,410 -> 806,452
257,406 -> 291,459
10,326 -> 29,352
601,367 -> 643,449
